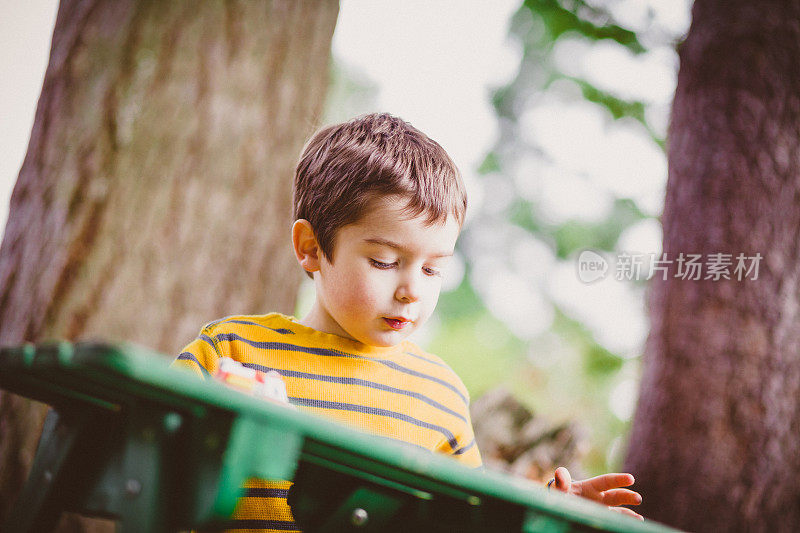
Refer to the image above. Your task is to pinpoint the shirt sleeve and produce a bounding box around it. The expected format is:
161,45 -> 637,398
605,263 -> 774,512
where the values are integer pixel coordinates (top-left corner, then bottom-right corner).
434,394 -> 482,468
171,324 -> 223,378
449,407 -> 483,468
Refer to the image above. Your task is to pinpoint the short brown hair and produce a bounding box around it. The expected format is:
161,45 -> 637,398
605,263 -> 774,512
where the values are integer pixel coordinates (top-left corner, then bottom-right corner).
293,112 -> 467,262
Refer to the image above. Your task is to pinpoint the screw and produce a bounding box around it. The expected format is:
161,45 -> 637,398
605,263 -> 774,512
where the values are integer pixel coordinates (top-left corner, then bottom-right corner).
125,479 -> 142,498
43,470 -> 52,483
163,412 -> 182,434
351,508 -> 369,527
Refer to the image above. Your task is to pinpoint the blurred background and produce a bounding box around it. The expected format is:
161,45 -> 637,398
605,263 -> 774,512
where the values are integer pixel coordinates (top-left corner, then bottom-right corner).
1,0 -> 690,478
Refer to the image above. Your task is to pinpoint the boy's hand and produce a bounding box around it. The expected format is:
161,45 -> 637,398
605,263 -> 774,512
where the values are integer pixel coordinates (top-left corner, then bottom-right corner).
551,467 -> 643,521
215,357 -> 293,407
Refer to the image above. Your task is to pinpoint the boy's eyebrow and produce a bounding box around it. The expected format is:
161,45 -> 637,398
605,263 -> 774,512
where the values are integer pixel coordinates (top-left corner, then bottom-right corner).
363,238 -> 453,258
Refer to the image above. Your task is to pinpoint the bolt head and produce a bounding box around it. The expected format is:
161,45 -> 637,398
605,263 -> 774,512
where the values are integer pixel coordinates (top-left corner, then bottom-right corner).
125,479 -> 142,497
351,507 -> 368,526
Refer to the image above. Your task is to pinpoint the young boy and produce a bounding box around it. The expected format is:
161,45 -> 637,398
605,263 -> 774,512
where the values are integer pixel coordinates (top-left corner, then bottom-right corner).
174,113 -> 642,531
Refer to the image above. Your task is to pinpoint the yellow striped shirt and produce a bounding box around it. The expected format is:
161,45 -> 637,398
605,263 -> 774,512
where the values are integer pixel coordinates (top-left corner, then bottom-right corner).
174,313 -> 481,532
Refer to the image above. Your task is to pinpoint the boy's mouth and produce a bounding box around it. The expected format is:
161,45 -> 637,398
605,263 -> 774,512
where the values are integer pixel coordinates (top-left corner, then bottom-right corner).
383,317 -> 411,330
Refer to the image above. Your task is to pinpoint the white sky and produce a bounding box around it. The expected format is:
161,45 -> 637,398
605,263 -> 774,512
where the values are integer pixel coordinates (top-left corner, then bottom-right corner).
332,0 -> 522,220
0,0 -> 59,230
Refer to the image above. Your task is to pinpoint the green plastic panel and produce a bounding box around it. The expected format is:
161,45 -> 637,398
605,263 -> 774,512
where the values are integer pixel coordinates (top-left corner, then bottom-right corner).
0,342 -> 682,533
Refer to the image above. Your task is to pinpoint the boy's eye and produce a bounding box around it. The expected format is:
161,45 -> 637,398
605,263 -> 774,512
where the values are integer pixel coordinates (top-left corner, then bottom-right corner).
369,259 -> 396,269
423,266 -> 441,277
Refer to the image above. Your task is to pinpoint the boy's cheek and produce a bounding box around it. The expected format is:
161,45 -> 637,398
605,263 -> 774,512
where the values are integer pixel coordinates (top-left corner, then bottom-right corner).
336,278 -> 380,314
345,270 -> 384,301
421,301 -> 438,325
417,286 -> 444,324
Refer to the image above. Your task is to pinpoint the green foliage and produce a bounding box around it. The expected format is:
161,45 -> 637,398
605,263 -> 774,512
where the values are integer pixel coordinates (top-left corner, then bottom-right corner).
551,308 -> 625,375
431,281 -> 527,397
495,306 -> 632,474
568,77 -> 646,121
434,272 -> 485,321
566,77 -> 665,149
508,196 -> 650,259
552,198 -> 650,257
464,0 -> 685,476
585,343 -> 624,374
508,198 -> 545,235
521,0 -> 646,53
500,0 -> 664,149
477,151 -> 503,175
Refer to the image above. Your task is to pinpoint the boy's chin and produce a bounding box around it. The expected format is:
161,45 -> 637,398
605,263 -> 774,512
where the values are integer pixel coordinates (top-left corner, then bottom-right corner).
355,328 -> 413,348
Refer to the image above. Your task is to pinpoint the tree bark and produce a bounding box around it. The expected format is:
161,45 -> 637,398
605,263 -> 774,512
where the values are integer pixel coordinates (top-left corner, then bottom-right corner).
0,0 -> 338,527
625,1 -> 800,531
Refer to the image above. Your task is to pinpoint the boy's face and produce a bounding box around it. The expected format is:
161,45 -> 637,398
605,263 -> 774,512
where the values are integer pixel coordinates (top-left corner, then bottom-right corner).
303,195 -> 460,347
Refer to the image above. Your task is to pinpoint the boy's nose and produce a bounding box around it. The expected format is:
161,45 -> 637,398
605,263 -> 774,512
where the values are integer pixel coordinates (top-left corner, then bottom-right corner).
395,277 -> 420,303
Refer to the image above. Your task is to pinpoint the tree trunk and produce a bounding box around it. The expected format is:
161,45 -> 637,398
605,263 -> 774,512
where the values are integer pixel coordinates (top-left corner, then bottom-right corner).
625,1 -> 800,531
0,0 -> 338,527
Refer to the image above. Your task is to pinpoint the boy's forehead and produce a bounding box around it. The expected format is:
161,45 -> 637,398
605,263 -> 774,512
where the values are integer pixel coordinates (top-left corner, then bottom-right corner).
344,197 -> 460,253
362,236 -> 455,258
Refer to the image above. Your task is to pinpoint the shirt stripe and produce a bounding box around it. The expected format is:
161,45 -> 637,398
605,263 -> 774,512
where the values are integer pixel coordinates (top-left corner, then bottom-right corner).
200,334 -> 221,355
453,438 -> 476,456
241,362 -> 467,423
176,352 -> 211,377
244,488 -> 289,498
215,333 -> 469,406
290,397 -> 460,451
227,519 -> 299,531
404,350 -> 449,368
217,319 -> 295,335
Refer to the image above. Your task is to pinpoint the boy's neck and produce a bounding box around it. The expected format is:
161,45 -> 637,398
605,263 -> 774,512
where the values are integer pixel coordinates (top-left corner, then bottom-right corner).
298,304 -> 354,342
297,304 -> 402,350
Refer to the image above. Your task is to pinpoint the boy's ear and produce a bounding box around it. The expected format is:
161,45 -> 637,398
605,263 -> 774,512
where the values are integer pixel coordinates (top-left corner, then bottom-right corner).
292,219 -> 321,273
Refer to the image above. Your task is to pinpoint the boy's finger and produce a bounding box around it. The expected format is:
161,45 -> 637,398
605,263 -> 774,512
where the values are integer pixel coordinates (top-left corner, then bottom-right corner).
600,488 -> 642,507
586,473 -> 635,491
609,506 -> 644,521
554,467 -> 572,491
